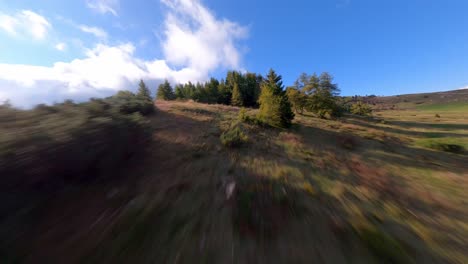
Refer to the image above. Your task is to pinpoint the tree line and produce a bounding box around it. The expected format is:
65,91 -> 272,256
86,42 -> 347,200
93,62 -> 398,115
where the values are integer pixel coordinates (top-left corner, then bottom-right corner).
156,69 -> 371,128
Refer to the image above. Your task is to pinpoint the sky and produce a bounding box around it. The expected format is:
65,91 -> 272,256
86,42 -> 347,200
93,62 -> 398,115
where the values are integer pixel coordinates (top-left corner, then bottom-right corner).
0,0 -> 467,107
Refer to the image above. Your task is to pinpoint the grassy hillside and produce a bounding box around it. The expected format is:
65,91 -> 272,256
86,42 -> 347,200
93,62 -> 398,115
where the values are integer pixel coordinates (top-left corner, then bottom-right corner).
2,98 -> 467,263
363,88 -> 468,111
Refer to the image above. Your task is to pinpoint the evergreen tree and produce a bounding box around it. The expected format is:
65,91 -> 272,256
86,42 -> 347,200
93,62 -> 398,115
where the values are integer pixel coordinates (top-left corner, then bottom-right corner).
231,83 -> 243,106
136,79 -> 152,100
205,78 -> 220,104
217,80 -> 231,105
257,69 -> 294,128
174,84 -> 184,100
135,80 -> 154,114
156,80 -> 175,100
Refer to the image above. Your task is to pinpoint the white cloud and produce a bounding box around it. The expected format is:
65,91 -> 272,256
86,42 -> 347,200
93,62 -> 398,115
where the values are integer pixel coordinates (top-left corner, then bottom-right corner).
0,0 -> 248,108
0,43 -> 202,107
86,0 -> 119,16
0,10 -> 51,39
78,25 -> 108,39
161,0 -> 248,73
55,42 -> 67,51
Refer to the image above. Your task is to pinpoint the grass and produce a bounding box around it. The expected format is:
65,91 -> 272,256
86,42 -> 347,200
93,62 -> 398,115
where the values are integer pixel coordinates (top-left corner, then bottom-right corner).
3,99 -> 468,263
356,226 -> 413,264
416,102 -> 468,112
416,138 -> 466,154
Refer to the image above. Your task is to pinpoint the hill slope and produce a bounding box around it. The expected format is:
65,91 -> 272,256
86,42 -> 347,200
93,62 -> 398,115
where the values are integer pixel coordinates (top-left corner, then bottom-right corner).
363,88 -> 468,111
3,99 -> 467,263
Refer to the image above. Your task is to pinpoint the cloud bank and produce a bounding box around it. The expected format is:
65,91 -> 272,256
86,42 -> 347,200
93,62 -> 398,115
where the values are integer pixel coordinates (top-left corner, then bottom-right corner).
0,0 -> 248,108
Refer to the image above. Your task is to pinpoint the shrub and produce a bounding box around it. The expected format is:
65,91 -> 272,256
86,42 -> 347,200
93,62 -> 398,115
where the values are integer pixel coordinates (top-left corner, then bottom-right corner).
220,123 -> 248,148
0,91 -> 152,188
351,101 -> 373,116
238,108 -> 263,126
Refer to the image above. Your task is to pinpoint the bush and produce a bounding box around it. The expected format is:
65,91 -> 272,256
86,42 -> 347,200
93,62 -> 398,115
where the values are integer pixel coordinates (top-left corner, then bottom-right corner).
0,91 -> 153,188
351,101 -> 373,116
220,123 -> 248,148
238,108 -> 263,126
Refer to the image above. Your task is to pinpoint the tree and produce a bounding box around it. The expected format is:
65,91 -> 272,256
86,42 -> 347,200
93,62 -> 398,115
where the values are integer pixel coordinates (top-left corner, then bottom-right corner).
286,87 -> 307,114
174,84 -> 184,100
296,73 -> 320,96
257,69 -> 294,128
298,72 -> 341,118
217,80 -> 231,105
231,83 -> 243,106
136,79 -> 152,101
204,78 -> 220,104
135,80 -> 155,114
156,80 -> 175,100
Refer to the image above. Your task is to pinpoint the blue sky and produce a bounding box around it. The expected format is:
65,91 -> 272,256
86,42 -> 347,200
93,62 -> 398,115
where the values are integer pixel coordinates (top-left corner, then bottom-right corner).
0,0 -> 467,107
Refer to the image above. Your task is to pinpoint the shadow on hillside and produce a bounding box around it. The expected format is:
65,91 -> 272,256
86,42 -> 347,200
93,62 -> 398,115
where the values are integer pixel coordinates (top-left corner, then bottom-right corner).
1,108 -> 227,264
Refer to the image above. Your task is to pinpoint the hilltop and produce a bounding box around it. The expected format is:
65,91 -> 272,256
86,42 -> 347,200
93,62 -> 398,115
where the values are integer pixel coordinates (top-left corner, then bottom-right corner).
357,88 -> 468,111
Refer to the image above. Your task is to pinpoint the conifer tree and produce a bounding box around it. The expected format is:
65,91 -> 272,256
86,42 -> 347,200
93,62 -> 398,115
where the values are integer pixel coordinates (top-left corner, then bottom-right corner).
135,79 -> 154,114
136,79 -> 152,101
258,69 -> 294,128
156,80 -> 175,100
231,83 -> 243,106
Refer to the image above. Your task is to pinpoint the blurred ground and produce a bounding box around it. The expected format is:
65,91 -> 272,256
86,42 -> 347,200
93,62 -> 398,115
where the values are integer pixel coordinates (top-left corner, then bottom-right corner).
1,100 -> 467,263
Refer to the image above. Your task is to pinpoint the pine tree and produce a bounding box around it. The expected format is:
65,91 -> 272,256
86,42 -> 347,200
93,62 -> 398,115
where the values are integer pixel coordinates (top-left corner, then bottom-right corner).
231,83 -> 243,106
134,80 -> 154,114
136,79 -> 152,101
156,80 -> 175,100
174,84 -> 184,100
257,69 -> 294,128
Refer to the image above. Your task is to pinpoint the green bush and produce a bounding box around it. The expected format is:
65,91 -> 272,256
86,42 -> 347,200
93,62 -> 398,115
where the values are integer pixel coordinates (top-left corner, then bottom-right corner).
238,108 -> 263,126
351,101 -> 373,116
220,123 -> 248,148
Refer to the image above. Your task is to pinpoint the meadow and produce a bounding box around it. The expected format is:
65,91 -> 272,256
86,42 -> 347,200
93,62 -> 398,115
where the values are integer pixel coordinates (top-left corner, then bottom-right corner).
2,98 -> 466,263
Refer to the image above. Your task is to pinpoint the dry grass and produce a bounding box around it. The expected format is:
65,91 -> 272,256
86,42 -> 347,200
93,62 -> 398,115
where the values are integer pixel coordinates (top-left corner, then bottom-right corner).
3,100 -> 467,263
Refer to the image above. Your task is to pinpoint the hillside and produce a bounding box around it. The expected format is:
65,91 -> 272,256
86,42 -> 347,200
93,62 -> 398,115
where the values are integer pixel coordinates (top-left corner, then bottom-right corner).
362,89 -> 468,111
2,96 -> 467,263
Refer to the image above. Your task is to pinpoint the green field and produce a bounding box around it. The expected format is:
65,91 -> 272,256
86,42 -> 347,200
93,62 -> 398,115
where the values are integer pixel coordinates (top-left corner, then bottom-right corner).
416,102 -> 468,112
